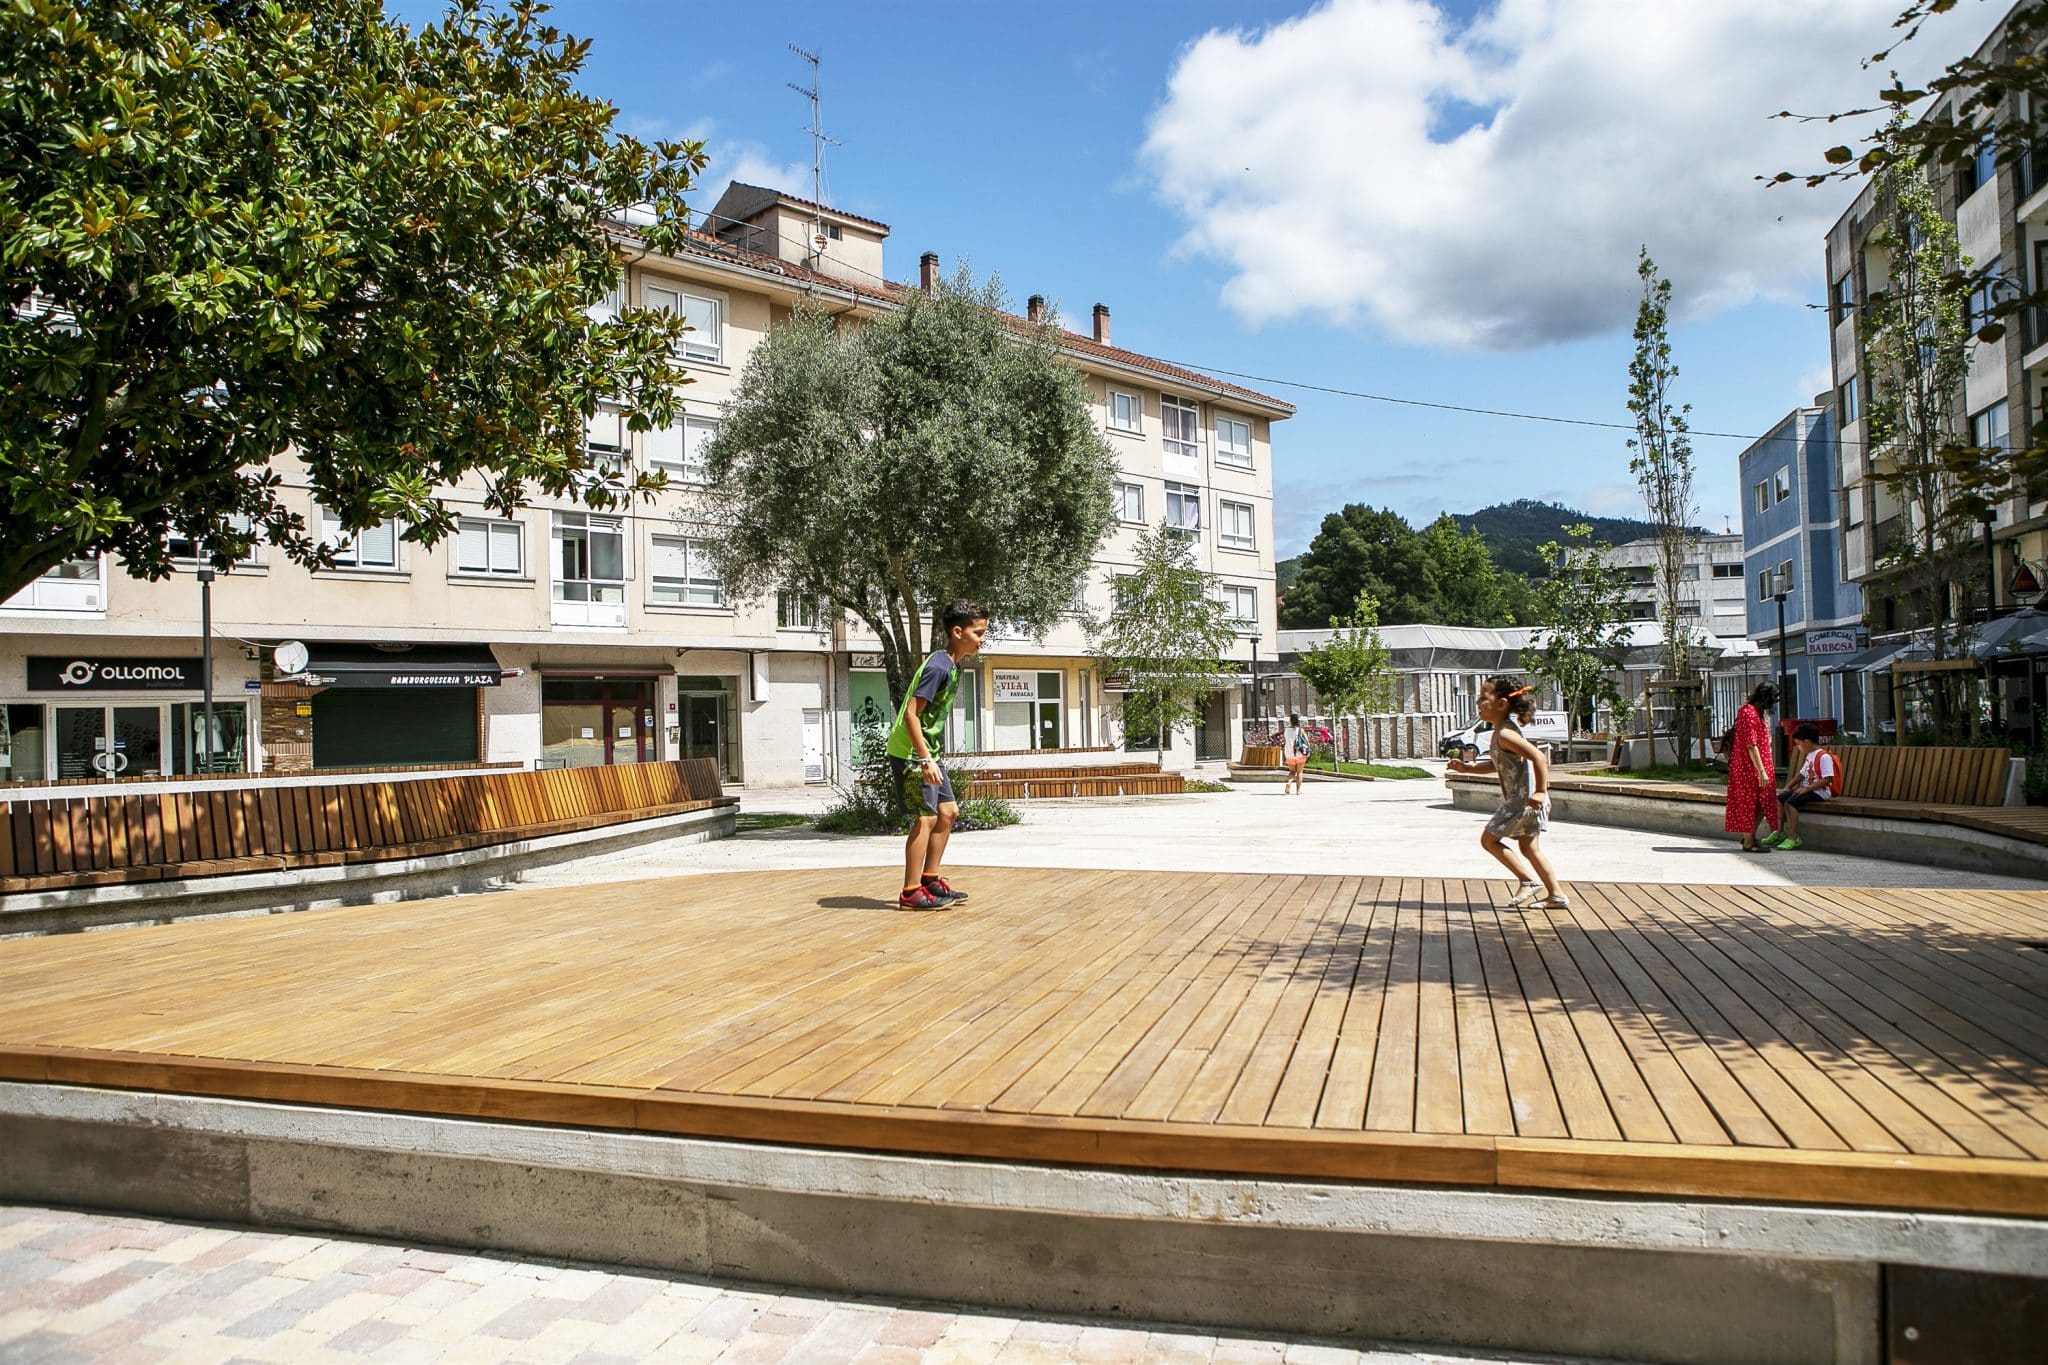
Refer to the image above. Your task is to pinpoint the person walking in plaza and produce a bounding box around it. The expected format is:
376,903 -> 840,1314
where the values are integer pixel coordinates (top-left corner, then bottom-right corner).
1763,722 -> 1836,851
886,599 -> 988,910
1725,681 -> 1781,852
1281,712 -> 1311,794
1445,677 -> 1565,909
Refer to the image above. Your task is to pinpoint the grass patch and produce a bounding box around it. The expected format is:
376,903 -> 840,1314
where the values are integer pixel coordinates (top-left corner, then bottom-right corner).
1575,765 -> 1724,783
1307,758 -> 1434,780
735,812 -> 812,834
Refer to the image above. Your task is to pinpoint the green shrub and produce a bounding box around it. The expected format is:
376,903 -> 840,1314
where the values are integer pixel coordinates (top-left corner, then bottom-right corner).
815,714 -> 1020,833
2026,755 -> 2048,807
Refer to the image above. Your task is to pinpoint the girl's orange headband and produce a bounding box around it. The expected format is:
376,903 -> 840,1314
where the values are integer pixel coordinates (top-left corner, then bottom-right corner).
1506,685 -> 1532,699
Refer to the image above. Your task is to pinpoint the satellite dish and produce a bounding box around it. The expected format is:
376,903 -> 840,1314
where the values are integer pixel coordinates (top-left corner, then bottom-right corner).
274,640 -> 309,675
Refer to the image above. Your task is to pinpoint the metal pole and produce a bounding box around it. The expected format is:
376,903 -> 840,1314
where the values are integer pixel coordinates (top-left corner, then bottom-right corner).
1248,635 -> 1259,727
198,565 -> 216,774
1774,589 -> 1788,771
1984,511 -> 1998,622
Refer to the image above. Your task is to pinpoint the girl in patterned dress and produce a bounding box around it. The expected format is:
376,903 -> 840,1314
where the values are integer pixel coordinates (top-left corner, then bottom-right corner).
1724,682 -> 1781,851
1445,677 -> 1565,909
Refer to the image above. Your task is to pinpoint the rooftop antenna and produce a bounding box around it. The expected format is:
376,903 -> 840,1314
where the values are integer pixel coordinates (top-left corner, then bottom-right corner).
786,45 -> 840,269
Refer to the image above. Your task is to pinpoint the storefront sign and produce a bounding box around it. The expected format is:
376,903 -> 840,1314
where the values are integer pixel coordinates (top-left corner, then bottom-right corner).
993,670 -> 1036,701
1806,630 -> 1861,657
850,653 -> 885,669
27,656 -> 197,692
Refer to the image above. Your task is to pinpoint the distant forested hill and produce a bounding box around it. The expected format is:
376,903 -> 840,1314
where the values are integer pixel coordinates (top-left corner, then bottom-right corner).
1451,500 -> 1668,578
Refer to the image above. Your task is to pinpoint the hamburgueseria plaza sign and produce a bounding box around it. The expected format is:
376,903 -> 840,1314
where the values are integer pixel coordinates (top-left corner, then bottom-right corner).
27,656 -> 199,691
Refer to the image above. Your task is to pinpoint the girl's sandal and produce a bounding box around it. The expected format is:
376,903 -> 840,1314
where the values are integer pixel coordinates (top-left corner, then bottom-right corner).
1506,881 -> 1544,908
1535,893 -> 1571,910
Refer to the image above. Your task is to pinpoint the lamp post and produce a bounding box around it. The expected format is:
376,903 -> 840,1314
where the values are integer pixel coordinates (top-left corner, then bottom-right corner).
1247,632 -> 1261,729
1772,568 -> 1791,771
196,561 -> 216,775
1982,507 -> 1999,622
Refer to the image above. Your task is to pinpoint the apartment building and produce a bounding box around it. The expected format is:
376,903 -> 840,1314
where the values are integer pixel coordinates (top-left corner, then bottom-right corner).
1737,404 -> 1866,728
1597,532 -> 1749,645
1823,0 -> 2048,630
0,181 -> 1291,787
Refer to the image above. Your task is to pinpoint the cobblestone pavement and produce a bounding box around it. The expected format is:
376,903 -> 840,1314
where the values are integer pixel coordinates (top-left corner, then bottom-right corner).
0,1206 -> 1567,1365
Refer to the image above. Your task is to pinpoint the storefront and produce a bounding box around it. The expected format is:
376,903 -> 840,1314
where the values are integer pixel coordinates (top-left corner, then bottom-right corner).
847,653 -> 981,755
990,668 -> 1059,750
5,653 -> 250,781
295,642 -> 501,770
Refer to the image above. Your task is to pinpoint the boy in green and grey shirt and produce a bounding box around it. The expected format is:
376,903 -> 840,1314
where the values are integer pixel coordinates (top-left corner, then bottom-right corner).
886,599 -> 988,910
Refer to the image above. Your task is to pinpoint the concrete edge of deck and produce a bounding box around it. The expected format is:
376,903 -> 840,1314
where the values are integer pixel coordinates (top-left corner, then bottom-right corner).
2,1045 -> 2044,1220
9,1083 -> 2046,1365
0,803 -> 736,937
1444,779 -> 2048,879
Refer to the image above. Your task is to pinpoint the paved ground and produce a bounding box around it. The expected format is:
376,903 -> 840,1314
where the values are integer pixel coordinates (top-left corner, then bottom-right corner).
516,766 -> 2041,893
0,1206 -> 1577,1364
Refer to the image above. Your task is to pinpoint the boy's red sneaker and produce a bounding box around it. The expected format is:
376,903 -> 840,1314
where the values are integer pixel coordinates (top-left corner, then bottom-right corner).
897,886 -> 951,911
920,875 -> 967,904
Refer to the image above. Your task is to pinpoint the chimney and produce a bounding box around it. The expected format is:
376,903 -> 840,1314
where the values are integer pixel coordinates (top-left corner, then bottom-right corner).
1027,295 -> 1046,324
920,252 -> 939,294
1092,303 -> 1111,345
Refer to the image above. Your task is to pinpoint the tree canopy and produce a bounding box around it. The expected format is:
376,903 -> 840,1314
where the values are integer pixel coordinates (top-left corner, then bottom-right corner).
1089,521 -> 1237,752
1292,589 -> 1396,730
1279,503 -> 1524,629
0,0 -> 705,601
701,271 -> 1117,706
1521,525 -> 1635,736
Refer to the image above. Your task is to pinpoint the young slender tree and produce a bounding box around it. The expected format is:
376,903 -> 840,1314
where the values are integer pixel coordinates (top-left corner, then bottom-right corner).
1292,590 -> 1397,761
1089,523 -> 1238,754
1522,526 -> 1636,738
702,275 -> 1117,707
1625,249 -> 1702,767
0,0 -> 704,599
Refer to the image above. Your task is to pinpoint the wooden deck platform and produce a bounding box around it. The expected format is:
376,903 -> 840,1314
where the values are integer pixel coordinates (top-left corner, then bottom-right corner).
2,868 -> 2045,1218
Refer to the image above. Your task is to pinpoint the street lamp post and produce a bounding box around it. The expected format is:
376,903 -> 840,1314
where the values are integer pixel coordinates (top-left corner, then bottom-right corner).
1247,632 -> 1261,729
1983,507 -> 1999,622
197,562 -> 216,775
1772,568 -> 1791,771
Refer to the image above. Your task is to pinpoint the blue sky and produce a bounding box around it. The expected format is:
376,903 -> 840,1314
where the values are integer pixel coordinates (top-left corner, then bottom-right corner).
390,0 -> 1993,554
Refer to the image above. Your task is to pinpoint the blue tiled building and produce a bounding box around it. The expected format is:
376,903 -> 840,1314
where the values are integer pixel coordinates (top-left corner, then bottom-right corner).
1737,405 -> 1865,730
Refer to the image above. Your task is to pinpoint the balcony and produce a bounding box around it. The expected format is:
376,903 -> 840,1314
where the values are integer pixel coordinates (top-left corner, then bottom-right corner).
1,561 -> 104,614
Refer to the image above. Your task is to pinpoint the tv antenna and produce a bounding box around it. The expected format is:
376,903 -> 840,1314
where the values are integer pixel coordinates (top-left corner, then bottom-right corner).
787,45 -> 840,268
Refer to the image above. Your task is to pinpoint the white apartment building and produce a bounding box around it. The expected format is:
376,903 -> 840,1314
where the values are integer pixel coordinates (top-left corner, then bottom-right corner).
0,181 -> 1291,787
1597,533 -> 1749,646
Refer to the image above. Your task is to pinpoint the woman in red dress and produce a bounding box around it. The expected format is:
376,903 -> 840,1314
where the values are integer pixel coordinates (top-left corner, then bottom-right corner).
1724,682 -> 1781,851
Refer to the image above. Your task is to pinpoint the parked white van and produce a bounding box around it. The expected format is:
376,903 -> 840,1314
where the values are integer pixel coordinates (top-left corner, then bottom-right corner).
1438,711 -> 1570,758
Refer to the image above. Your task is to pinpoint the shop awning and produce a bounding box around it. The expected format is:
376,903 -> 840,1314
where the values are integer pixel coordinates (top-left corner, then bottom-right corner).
1969,609 -> 2048,661
299,642 -> 504,688
1820,641 -> 1913,675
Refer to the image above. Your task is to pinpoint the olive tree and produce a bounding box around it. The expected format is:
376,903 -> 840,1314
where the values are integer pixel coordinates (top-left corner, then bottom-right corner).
0,0 -> 704,600
701,270 -> 1118,706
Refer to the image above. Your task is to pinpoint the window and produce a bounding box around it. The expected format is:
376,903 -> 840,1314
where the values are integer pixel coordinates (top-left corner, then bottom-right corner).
1774,467 -> 1792,504
168,514 -> 259,565
454,518 -> 523,577
1680,563 -> 1701,580
1753,480 -> 1770,515
1960,134 -> 1998,199
1712,562 -> 1744,579
552,511 -> 625,603
1830,272 -> 1855,325
651,535 -> 724,607
1756,569 -> 1772,601
644,282 -> 723,364
1846,489 -> 1866,527
1164,481 -> 1201,536
1220,583 -> 1257,627
1107,390 -> 1143,434
1973,400 -> 2010,457
1967,263 -> 2007,335
777,590 -> 822,630
651,414 -> 719,483
1216,416 -> 1253,468
583,403 -> 629,483
1839,374 -> 1859,423
1776,559 -> 1794,595
317,507 -> 399,570
588,280 -> 624,325
825,223 -> 842,240
1219,499 -> 1256,551
1113,575 -> 1139,611
1676,601 -> 1701,617
1114,481 -> 1145,524
5,557 -> 102,611
1161,394 -> 1199,460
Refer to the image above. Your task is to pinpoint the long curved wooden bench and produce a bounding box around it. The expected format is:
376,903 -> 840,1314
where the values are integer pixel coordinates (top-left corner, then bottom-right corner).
0,759 -> 732,895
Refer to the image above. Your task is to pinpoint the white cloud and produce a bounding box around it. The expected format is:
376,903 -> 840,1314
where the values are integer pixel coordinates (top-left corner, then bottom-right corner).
1143,0 -> 1983,351
619,114 -> 810,204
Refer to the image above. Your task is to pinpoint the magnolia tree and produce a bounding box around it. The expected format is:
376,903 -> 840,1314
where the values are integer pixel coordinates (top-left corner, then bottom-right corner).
0,0 -> 704,599
1292,590 -> 1396,760
1522,525 -> 1635,737
1089,522 -> 1238,753
1626,249 -> 1702,766
701,274 -> 1117,706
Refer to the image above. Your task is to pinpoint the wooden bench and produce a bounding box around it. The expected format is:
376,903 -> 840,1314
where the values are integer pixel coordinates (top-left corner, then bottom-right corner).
0,759 -> 732,895
967,773 -> 1188,800
959,763 -> 1161,783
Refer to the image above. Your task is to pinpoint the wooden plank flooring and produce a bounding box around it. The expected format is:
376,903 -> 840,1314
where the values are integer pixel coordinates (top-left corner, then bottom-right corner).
1,868 -> 2045,1217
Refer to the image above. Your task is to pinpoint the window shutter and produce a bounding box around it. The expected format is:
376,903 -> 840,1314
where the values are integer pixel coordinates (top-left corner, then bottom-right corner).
490,521 -> 521,574
360,520 -> 397,566
651,536 -> 688,579
648,420 -> 685,469
457,521 -> 489,571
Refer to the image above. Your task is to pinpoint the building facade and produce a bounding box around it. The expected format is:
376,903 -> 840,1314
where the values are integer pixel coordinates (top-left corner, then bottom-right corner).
1598,532 -> 1749,647
1823,0 -> 2048,633
1737,404 -> 1866,728
0,181 -> 1291,787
